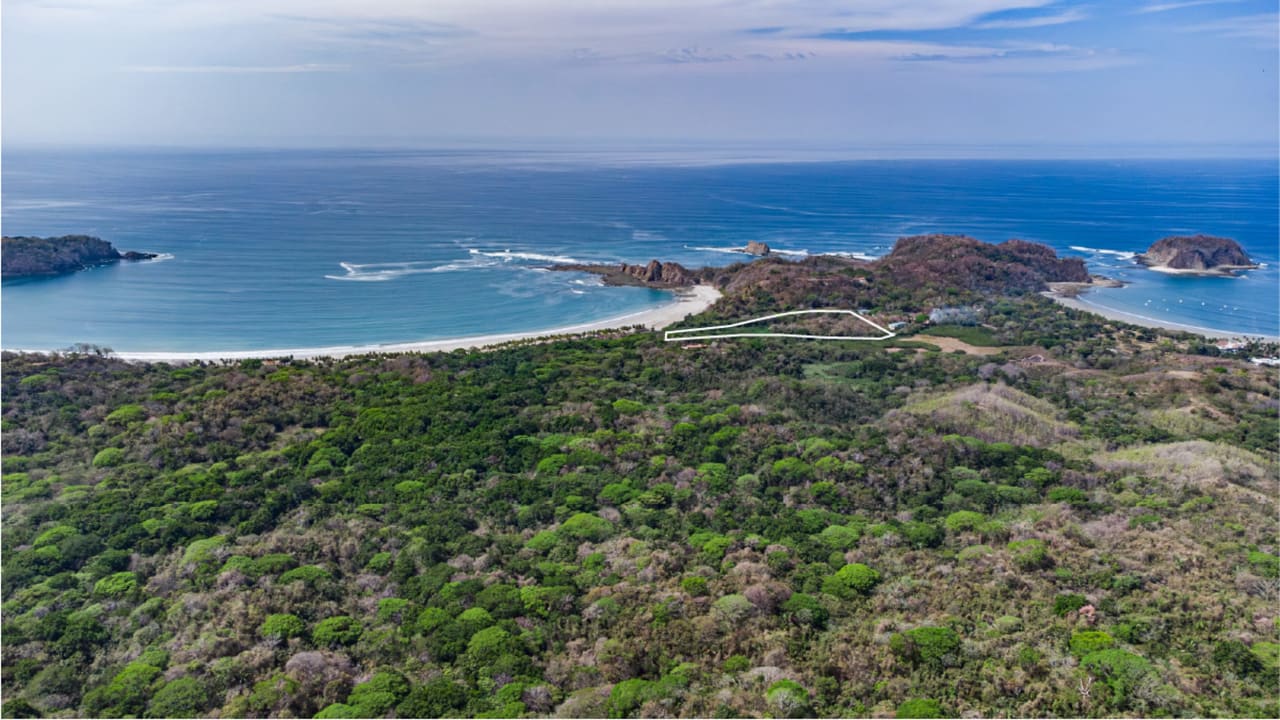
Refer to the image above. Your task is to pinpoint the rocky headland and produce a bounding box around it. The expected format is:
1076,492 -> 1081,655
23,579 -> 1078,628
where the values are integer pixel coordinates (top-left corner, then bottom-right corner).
1136,235 -> 1257,275
551,259 -> 699,288
2,235 -> 158,279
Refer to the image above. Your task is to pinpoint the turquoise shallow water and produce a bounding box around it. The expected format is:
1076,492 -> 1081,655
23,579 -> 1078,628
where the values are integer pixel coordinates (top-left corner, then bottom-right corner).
2,149 -> 1276,351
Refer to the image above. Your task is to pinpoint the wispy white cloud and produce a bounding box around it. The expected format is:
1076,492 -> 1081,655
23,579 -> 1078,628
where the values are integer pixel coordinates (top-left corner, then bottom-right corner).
1176,11 -> 1279,44
1135,0 -> 1242,14
887,40 -> 1129,72
974,8 -> 1091,30
121,63 -> 348,73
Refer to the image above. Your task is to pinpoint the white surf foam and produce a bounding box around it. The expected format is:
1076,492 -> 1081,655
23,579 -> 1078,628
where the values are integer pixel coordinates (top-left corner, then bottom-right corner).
325,256 -> 501,282
1070,245 -> 1137,260
468,249 -> 580,263
686,245 -> 749,255
822,251 -> 880,261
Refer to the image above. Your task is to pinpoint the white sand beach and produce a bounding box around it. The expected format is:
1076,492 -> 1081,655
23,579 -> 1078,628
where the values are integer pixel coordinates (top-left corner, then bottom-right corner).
107,285 -> 722,363
1043,291 -> 1275,340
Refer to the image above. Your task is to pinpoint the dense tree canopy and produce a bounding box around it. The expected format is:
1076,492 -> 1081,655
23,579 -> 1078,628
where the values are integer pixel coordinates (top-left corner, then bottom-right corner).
2,253 -> 1278,718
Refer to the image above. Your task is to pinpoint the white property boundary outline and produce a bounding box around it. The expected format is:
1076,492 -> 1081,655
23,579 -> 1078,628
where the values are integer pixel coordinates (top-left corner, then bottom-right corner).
664,309 -> 897,342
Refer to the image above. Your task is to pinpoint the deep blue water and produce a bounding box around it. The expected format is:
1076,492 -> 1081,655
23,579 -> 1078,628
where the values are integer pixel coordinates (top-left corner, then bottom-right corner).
3,149 -> 1277,351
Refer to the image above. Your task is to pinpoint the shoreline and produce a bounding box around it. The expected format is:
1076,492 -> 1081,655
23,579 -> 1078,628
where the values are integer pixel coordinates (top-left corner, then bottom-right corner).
1042,290 -> 1277,340
15,285 -> 722,363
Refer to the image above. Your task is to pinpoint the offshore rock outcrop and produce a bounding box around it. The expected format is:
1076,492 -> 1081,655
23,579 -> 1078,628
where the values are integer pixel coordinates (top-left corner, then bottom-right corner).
1137,235 -> 1256,275
2,235 -> 157,279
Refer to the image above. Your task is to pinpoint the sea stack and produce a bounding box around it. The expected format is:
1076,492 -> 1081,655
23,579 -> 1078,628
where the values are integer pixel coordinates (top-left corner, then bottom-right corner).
1136,235 -> 1257,275
743,241 -> 771,256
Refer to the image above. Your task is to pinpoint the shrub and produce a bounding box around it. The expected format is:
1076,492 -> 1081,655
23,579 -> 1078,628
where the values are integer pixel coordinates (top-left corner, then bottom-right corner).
93,448 -> 126,468
558,513 -> 614,542
713,594 -> 755,623
822,563 -> 880,599
252,553 -> 297,576
607,678 -> 655,717
457,606 -> 495,628
897,698 -> 946,718
944,510 -> 986,533
367,552 -> 393,573
817,524 -> 861,551
467,626 -> 514,661
313,616 -> 362,647
278,565 -> 331,585
82,662 -> 161,717
1070,630 -> 1115,657
1213,640 -> 1264,677
94,571 -> 138,598
1053,593 -> 1088,617
993,615 -> 1022,634
902,521 -> 944,548
260,613 -> 306,640
525,530 -> 560,552
1047,486 -> 1088,505
612,399 -> 645,414
765,679 -> 811,717
183,535 -> 227,565
782,592 -> 829,629
146,677 -> 207,718
723,655 -> 751,673
106,404 -> 147,424
681,576 -> 709,596
1247,551 -> 1280,578
340,670 -> 411,716
417,607 -> 451,634
894,626 -> 961,669
397,677 -> 469,718
1008,539 -> 1052,570
1081,649 -> 1155,709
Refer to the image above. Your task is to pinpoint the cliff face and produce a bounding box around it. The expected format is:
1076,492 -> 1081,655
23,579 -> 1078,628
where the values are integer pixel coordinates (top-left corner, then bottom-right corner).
2,235 -> 155,279
879,234 -> 1090,293
1138,235 -> 1254,272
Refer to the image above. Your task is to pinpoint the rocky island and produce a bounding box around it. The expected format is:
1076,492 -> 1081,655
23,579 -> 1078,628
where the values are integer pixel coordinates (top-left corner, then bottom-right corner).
2,235 -> 158,280
1136,234 -> 1257,275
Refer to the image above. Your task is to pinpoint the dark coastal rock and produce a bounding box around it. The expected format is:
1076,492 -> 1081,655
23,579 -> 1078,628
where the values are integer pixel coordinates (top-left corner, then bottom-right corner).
551,260 -> 697,288
1137,235 -> 1255,273
743,241 -> 771,256
2,235 -> 157,279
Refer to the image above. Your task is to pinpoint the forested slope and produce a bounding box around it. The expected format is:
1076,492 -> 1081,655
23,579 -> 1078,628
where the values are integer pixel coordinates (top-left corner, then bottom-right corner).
2,241 -> 1278,719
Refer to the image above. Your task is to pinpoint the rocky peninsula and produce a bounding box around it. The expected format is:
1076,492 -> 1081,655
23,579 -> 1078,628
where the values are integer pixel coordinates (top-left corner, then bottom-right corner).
1136,235 -> 1257,275
2,235 -> 157,279
551,259 -> 699,288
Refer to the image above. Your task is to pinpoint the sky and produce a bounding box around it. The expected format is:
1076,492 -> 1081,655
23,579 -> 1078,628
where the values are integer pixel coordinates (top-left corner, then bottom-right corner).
2,0 -> 1278,153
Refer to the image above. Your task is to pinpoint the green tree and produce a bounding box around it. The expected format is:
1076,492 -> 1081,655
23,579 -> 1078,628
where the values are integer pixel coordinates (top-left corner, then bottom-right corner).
822,563 -> 880,599
260,613 -> 306,640
147,677 -> 208,718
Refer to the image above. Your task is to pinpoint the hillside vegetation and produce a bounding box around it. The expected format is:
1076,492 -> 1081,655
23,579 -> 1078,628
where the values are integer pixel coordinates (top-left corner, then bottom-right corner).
2,237 -> 1277,719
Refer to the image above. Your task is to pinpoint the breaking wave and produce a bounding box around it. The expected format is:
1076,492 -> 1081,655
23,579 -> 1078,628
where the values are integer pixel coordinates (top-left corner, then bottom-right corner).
1069,245 -> 1138,260
468,249 -> 581,263
326,257 -> 500,282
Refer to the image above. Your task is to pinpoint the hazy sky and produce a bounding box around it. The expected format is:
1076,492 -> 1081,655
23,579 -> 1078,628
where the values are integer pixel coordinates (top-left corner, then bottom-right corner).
3,0 -> 1277,151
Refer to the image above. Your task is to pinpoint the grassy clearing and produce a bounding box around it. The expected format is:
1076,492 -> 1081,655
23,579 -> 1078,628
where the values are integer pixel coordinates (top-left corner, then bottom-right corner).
1096,441 -> 1277,498
917,325 -> 1000,346
901,382 -> 1076,446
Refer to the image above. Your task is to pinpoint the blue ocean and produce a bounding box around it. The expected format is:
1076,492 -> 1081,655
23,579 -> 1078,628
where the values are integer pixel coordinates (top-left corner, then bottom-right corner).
3,149 -> 1277,351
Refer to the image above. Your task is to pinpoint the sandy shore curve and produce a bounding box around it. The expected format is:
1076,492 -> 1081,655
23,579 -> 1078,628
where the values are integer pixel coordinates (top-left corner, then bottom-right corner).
101,285 -> 722,363
1044,291 -> 1277,340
